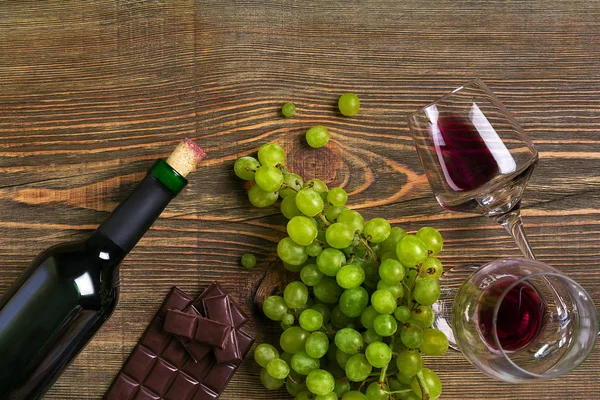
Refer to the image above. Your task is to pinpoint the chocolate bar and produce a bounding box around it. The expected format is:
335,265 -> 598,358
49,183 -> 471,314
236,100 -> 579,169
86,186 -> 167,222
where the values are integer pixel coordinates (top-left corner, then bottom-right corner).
104,286 -> 254,400
164,309 -> 231,349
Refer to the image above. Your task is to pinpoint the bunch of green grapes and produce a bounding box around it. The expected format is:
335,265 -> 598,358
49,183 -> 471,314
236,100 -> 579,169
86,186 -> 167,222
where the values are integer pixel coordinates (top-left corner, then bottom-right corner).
235,142 -> 448,400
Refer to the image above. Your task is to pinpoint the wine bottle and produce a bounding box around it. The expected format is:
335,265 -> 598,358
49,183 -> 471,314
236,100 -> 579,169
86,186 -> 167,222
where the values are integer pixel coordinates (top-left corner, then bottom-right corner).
0,139 -> 205,400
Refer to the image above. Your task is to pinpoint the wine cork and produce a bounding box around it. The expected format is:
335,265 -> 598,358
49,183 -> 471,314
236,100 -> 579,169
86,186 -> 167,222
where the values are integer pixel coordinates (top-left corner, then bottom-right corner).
166,138 -> 206,177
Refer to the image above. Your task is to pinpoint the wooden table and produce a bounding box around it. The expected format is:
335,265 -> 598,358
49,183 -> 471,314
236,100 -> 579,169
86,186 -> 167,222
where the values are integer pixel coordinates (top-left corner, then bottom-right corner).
1,1 -> 599,399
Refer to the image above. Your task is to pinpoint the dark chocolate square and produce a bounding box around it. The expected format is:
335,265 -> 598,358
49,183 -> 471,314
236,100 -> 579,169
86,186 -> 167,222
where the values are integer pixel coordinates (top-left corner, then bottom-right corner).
161,339 -> 188,369
164,310 -> 197,339
203,363 -> 237,394
105,374 -> 139,400
123,346 -> 158,383
164,373 -> 199,400
144,359 -> 178,396
142,320 -> 171,355
134,388 -> 160,400
192,385 -> 219,400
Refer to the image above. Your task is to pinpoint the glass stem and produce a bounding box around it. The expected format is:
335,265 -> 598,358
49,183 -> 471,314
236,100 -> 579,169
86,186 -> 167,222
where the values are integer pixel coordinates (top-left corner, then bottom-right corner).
493,207 -> 536,260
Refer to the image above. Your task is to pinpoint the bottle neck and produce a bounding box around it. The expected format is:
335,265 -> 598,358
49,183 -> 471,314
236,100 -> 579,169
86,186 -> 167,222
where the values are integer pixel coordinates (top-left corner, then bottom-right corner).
97,159 -> 187,254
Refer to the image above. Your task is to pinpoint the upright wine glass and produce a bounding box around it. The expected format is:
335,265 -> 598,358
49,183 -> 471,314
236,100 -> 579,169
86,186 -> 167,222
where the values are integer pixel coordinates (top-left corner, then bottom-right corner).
408,79 -> 540,346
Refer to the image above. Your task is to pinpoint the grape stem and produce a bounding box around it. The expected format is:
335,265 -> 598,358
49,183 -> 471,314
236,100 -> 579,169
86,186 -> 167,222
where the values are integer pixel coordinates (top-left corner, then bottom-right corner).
317,212 -> 331,226
416,370 -> 431,400
378,363 -> 389,384
356,234 -> 377,262
279,181 -> 300,193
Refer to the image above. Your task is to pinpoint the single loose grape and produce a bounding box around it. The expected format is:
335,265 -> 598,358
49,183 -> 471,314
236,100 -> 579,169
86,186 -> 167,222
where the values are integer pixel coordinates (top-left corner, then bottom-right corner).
335,328 -> 364,355
419,328 -> 449,356
254,343 -> 279,368
299,309 -> 324,331
313,276 -> 343,303
371,289 -> 397,315
364,218 -> 391,243
287,216 -> 319,246
360,306 -> 380,330
376,281 -> 404,299
339,286 -> 369,318
338,93 -> 360,117
310,303 -> 331,324
365,341 -> 392,368
266,358 -> 290,379
400,324 -> 424,349
416,227 -> 443,255
241,253 -> 257,269
361,328 -> 383,345
306,241 -> 323,257
413,277 -> 440,306
342,392 -> 368,400
411,368 -> 442,400
306,369 -> 335,396
260,367 -> 285,390
234,156 -> 261,181
373,314 -> 398,337
336,264 -> 366,289
316,247 -> 346,276
344,354 -> 372,382
291,351 -> 320,375
282,102 -> 296,118
300,263 -> 323,286
281,195 -> 303,219
380,226 -> 407,254
326,222 -> 355,249
280,326 -> 310,354
394,305 -> 411,323
255,165 -> 284,192
248,184 -> 279,208
280,173 -> 304,198
410,305 -> 434,328
379,258 -> 405,284
296,188 -> 325,217
278,237 -> 308,266
327,187 -> 348,207
420,256 -> 443,279
263,295 -> 288,321
396,235 -> 429,268
284,281 -> 309,309
337,210 -> 364,233
258,142 -> 285,167
306,125 -> 330,148
305,331 -> 329,358
365,382 -> 389,400
396,350 -> 423,377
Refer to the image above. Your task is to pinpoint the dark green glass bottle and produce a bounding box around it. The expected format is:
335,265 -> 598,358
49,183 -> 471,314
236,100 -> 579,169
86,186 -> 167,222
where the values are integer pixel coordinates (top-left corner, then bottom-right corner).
0,159 -> 187,399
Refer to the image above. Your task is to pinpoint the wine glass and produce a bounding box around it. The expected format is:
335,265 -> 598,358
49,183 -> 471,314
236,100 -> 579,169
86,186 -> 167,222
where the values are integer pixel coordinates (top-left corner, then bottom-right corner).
453,258 -> 598,382
408,79 -> 540,346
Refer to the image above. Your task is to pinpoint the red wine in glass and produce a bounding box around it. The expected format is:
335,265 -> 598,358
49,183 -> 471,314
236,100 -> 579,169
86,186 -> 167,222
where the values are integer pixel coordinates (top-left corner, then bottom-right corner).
477,277 -> 545,351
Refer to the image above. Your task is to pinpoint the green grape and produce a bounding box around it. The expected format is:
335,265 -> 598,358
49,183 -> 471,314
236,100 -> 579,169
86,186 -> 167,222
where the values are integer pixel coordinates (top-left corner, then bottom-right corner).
413,277 -> 440,306
420,256 -> 443,279
373,314 -> 398,337
260,367 -> 285,390
331,305 -> 356,329
410,306 -> 434,328
400,324 -> 424,349
395,350 -> 423,377
306,126 -> 330,148
339,286 -> 369,318
376,281 -> 404,299
365,341 -> 392,368
378,259 -> 405,284
311,303 -> 331,324
387,377 -> 407,392
337,210 -> 364,234
363,218 -> 391,243
336,264 -> 366,289
306,179 -> 329,200
344,354 -> 372,382
282,102 -> 296,118
326,223 -> 355,249
365,382 -> 389,400
281,321 -> 293,330
396,372 -> 416,385
280,173 -> 304,198
396,235 -> 428,268
234,156 -> 261,180
338,92 -> 360,117
419,328 -> 449,356
334,379 -> 351,398
314,276 -> 343,303
410,368 -> 442,400
404,268 -> 418,288
284,281 -> 309,309
291,351 -> 320,375
296,188 -> 325,217
328,187 -> 348,207
299,309 -> 324,331
263,295 -> 288,321
278,237 -> 308,266
281,195 -> 303,219
371,290 -> 397,315
400,393 -> 420,400
380,251 -> 398,262
301,263 -> 324,286
305,331 -> 329,358
361,328 -> 383,345
342,392 -> 368,400
335,328 -> 364,355
295,391 -> 313,400
394,306 -> 411,323
306,369 -> 335,396
296,295 -> 315,315
380,227 -> 407,254
248,184 -> 279,208
306,242 -> 323,257
316,393 -> 337,400
336,347 -> 353,369
255,165 -> 284,192
360,306 -> 380,330
316,248 -> 346,276
241,253 -> 257,269
280,326 -> 310,354
325,205 -> 345,222
258,142 -> 286,167
281,351 -> 294,366
287,380 -> 307,397
266,358 -> 290,379
288,216 -> 319,246
284,261 -> 306,273
254,343 -> 279,368
282,313 -> 295,326
416,227 -> 443,256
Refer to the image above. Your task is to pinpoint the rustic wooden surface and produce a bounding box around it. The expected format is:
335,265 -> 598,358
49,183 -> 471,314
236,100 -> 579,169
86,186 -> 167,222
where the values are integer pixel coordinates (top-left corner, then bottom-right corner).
1,0 -> 599,399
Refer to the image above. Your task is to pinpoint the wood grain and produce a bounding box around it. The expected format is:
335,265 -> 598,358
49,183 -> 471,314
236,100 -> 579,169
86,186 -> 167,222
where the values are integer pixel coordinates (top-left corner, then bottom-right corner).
1,0 -> 600,399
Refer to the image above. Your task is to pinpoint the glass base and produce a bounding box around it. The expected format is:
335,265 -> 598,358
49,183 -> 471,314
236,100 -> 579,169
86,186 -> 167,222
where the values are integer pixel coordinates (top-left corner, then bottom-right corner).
432,264 -> 480,351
